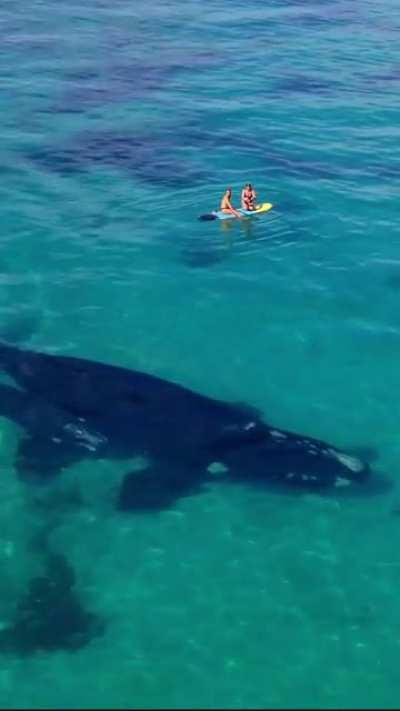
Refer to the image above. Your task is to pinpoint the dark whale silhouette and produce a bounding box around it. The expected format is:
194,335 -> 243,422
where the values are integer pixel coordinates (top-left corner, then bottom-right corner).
0,341 -> 370,511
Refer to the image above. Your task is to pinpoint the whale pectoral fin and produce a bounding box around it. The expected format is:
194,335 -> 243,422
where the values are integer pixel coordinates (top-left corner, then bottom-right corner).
15,435 -> 81,482
117,463 -> 204,513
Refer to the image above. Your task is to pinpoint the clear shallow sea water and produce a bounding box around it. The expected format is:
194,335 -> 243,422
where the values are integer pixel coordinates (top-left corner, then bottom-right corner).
0,0 -> 400,707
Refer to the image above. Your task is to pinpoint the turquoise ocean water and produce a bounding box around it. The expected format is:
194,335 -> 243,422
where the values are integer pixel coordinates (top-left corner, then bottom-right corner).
0,0 -> 399,707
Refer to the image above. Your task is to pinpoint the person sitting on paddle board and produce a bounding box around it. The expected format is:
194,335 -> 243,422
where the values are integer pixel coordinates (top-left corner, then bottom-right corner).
241,183 -> 257,211
220,188 -> 243,218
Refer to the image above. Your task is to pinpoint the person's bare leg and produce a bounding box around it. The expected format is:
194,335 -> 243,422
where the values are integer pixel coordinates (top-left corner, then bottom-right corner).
222,207 -> 243,218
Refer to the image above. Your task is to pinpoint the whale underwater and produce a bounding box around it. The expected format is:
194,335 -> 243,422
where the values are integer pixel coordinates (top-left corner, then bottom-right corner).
0,341 -> 372,511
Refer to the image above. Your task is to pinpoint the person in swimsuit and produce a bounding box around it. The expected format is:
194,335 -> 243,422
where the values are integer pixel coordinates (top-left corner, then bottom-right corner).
220,188 -> 243,218
241,183 -> 257,211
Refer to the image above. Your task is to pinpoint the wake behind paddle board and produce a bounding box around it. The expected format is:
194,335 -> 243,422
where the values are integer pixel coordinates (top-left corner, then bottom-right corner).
199,202 -> 273,221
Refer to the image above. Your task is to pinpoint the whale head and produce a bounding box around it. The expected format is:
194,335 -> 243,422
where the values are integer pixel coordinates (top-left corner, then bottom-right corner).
209,422 -> 371,490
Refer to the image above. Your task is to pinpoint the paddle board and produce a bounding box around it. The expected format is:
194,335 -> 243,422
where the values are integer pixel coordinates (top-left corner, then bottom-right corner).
199,202 -> 273,221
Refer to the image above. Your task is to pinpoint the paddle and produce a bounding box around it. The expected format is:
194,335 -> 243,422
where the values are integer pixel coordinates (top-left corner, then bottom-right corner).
198,213 -> 217,221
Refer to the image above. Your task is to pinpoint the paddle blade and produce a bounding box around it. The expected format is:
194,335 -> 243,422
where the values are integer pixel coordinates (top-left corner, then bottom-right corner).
198,213 -> 217,221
